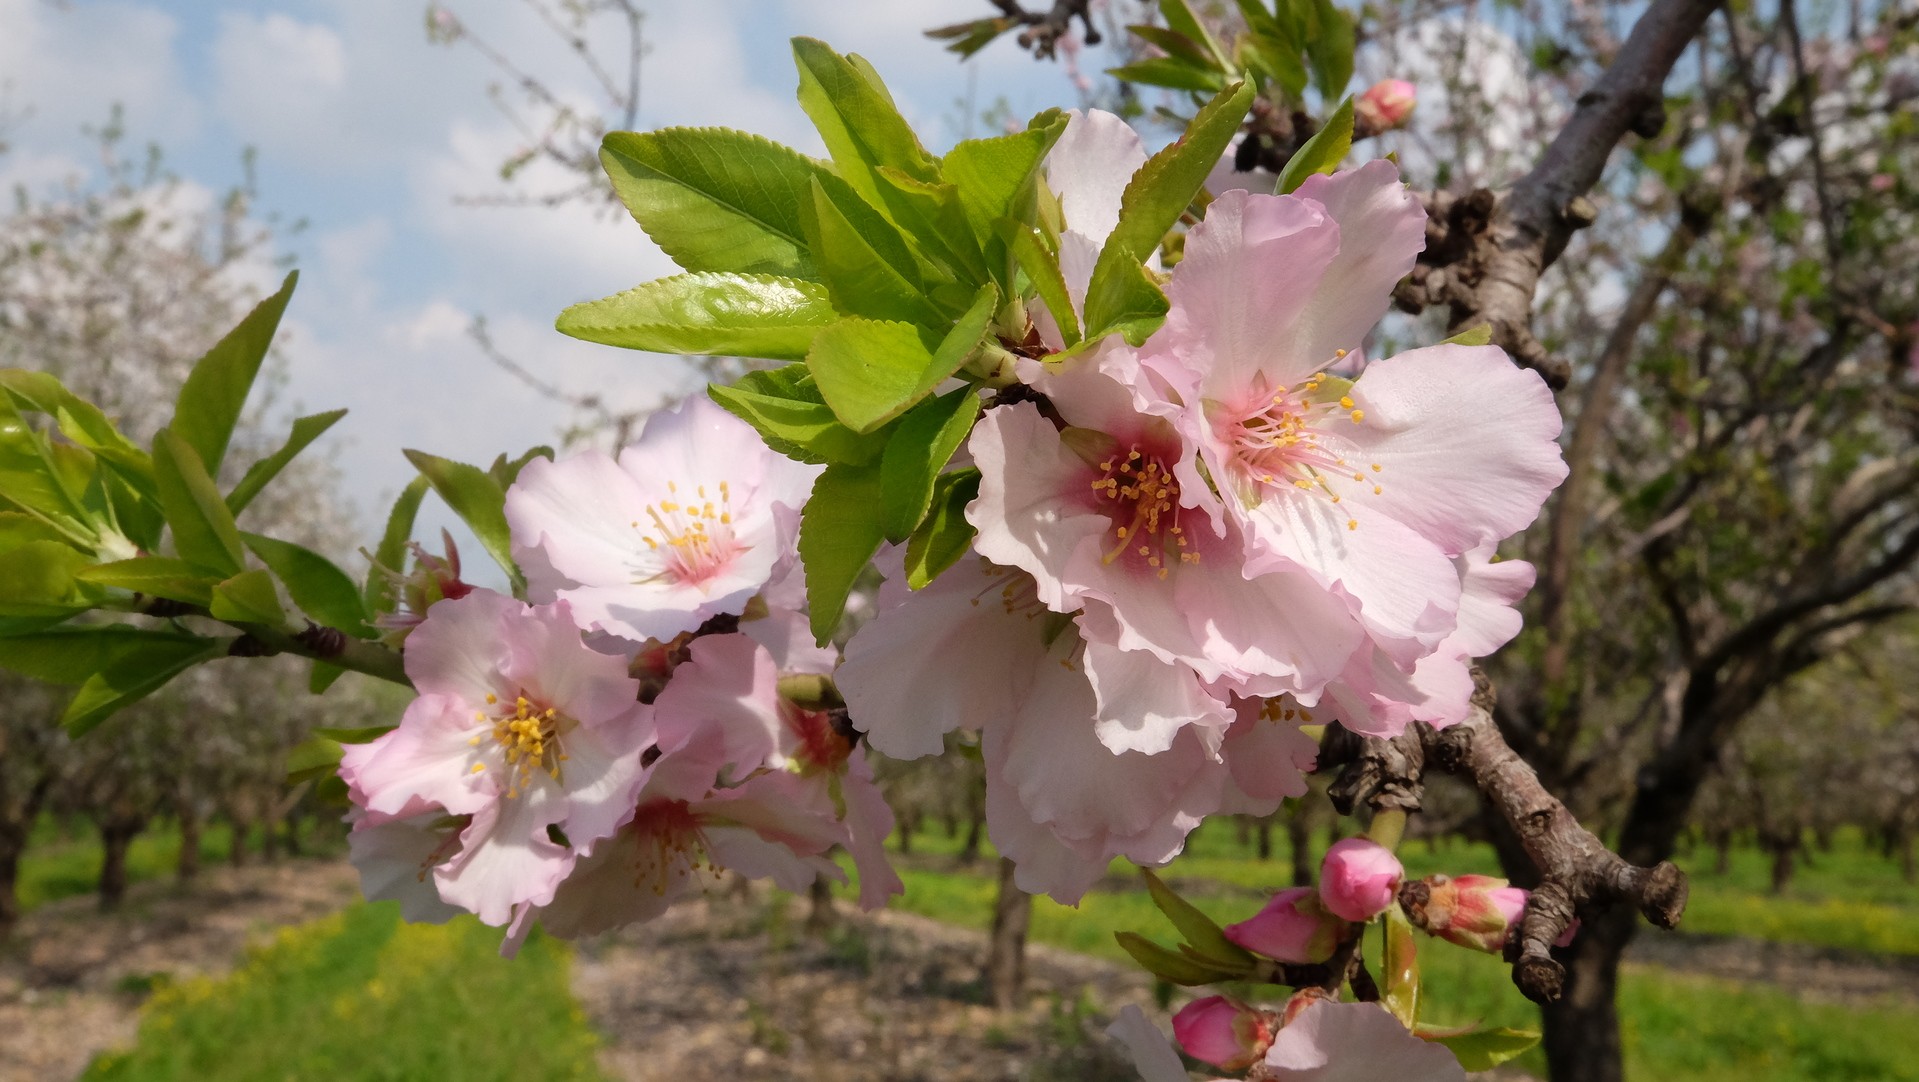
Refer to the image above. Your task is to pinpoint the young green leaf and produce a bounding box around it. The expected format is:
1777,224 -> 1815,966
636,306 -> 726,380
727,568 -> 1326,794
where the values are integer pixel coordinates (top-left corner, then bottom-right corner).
1276,96 -> 1354,194
791,38 -> 939,208
1382,899 -> 1422,1027
0,405 -> 99,546
210,568 -> 286,626
799,461 -> 888,644
803,177 -> 942,327
807,283 -> 997,434
1113,931 -> 1234,985
61,635 -> 225,736
1425,1027 -> 1542,1070
310,662 -> 347,695
879,387 -> 980,543
0,540 -> 93,616
76,556 -> 218,608
1158,0 -> 1233,69
152,428 -> 247,576
402,450 -> 523,594
0,369 -> 153,490
600,127 -> 822,279
171,271 -> 298,476
227,409 -> 347,516
1303,0 -> 1356,99
1442,323 -> 1495,347
942,118 -> 1068,244
556,273 -> 838,360
1081,246 -> 1171,345
1107,57 -> 1230,92
1127,24 -> 1220,67
925,17 -> 1017,59
243,532 -> 372,637
707,365 -> 889,466
285,734 -> 344,785
1142,868 -> 1257,968
904,469 -> 980,589
1003,221 -> 1082,347
365,476 -> 430,617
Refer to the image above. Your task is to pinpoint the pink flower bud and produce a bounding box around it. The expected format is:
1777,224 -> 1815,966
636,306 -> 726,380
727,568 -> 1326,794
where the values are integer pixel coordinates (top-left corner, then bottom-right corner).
1420,874 -> 1528,953
1318,838 -> 1404,922
1356,78 -> 1417,131
1172,996 -> 1274,1071
1224,887 -> 1345,963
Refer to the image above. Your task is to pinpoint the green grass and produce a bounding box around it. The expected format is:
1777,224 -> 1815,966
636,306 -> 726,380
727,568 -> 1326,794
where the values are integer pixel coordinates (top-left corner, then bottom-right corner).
82,902 -> 605,1082
883,826 -> 1919,1081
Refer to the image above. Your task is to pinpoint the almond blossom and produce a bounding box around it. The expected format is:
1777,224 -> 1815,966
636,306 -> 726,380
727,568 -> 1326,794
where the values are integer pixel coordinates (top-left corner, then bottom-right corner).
338,588 -> 653,924
505,394 -> 820,645
1108,1000 -> 1466,1082
1138,169 -> 1567,669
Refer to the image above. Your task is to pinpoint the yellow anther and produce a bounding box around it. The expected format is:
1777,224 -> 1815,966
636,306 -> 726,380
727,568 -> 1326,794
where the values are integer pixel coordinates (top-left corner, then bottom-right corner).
485,693 -> 498,704
1372,463 -> 1383,472
1340,396 -> 1355,409
471,763 -> 485,774
1350,410 -> 1365,423
1347,519 -> 1359,530
1334,349 -> 1348,359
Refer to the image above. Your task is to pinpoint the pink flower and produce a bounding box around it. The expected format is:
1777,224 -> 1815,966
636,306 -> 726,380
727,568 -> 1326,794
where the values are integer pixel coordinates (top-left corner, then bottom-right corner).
1033,109 -> 1150,349
1139,169 -> 1567,669
1319,837 -> 1404,922
1356,79 -> 1418,131
345,800 -> 465,925
1224,887 -> 1345,964
505,395 -> 819,644
968,356 -> 1366,750
1174,996 -> 1275,1071
652,631 -> 904,910
1416,873 -> 1529,953
338,589 -> 652,924
837,556 -> 1237,903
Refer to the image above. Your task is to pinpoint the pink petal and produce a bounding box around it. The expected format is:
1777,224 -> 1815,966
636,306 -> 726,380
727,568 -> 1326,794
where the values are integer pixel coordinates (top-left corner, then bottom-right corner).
1082,637 -> 1233,755
346,810 -> 464,925
1285,161 -> 1429,367
402,589 -> 520,703
1263,1001 -> 1465,1081
344,694 -> 494,817
1341,344 -> 1567,553
651,632 -> 784,776
433,793 -> 573,926
1047,109 -> 1149,245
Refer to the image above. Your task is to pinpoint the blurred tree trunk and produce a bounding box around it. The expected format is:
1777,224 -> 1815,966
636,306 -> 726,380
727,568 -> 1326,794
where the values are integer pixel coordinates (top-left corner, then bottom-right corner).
176,806 -> 202,881
958,806 -> 984,866
1255,818 -> 1272,861
0,775 -> 50,943
986,857 -> 1029,1010
97,814 -> 146,910
228,813 -> 251,866
1288,813 -> 1313,886
805,873 -> 836,935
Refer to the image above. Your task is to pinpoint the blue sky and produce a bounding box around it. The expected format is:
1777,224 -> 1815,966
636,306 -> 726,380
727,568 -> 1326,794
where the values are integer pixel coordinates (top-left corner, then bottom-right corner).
1,0 -> 1087,536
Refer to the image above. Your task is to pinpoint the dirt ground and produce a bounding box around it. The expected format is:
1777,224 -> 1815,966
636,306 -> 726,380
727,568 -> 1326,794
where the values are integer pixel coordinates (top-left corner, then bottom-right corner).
2,858 -> 1913,1081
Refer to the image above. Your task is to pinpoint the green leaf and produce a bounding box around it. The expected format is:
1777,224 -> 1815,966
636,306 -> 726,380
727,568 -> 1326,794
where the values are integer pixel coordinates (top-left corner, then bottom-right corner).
1442,324 -> 1494,347
1426,1027 -> 1542,1071
76,556 -> 217,608
1302,0 -> 1356,99
0,626 -> 207,684
171,271 -> 298,476
803,177 -> 941,327
942,120 -> 1068,245
1276,96 -> 1354,194
210,568 -> 286,626
1106,57 -> 1230,92
311,662 -> 347,695
557,273 -> 837,361
792,38 -> 939,210
1142,869 -> 1257,968
0,370 -> 153,491
808,284 -> 997,434
879,387 -> 979,543
904,469 -> 980,589
925,17 -> 1017,59
1083,81 -> 1251,340
227,409 -> 347,516
0,539 -> 93,616
1382,900 -> 1422,1027
488,447 -> 553,492
1113,931 -> 1233,986
365,476 -> 430,617
243,532 -> 371,637
1159,0 -> 1232,68
62,635 -> 225,736
1126,24 -> 1219,67
600,127 -> 822,279
0,407 -> 98,545
799,462 -> 887,644
285,735 -> 344,784
152,428 -> 246,576
1004,221 -> 1081,347
707,365 -> 888,466
1081,247 -> 1170,345
871,168 -> 990,288
0,511 -> 75,550
402,451 -> 523,594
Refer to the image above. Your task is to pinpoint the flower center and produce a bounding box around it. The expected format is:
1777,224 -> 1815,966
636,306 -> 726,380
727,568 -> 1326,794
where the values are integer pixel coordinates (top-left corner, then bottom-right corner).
1225,369 -> 1383,532
470,693 -> 571,798
629,479 -> 743,588
627,799 -> 709,894
1089,445 -> 1198,579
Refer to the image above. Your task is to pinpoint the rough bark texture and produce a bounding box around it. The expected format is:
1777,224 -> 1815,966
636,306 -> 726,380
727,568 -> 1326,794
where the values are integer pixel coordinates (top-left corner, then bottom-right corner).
986,856 -> 1031,1010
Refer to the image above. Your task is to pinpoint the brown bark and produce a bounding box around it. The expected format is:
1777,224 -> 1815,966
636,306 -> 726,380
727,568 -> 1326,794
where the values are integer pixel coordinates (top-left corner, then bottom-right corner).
228,815 -> 251,866
985,856 -> 1030,1010
97,818 -> 145,911
805,873 -> 837,936
1287,813 -> 1313,887
176,809 -> 202,881
0,831 -> 24,944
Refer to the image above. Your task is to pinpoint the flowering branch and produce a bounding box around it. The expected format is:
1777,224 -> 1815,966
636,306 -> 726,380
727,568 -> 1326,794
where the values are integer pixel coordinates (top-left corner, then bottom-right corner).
986,0 -> 1099,58
1324,672 -> 1689,1005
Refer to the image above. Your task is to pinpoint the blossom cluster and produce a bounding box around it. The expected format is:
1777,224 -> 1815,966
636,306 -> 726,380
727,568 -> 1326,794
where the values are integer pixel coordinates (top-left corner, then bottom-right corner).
339,396 -> 902,949
838,110 -> 1568,903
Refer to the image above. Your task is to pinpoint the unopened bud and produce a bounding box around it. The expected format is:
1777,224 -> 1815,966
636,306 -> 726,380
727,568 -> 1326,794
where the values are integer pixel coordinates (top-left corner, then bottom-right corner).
1419,874 -> 1528,953
1172,996 -> 1274,1071
1224,887 -> 1344,964
370,530 -> 473,646
1356,79 -> 1417,131
1319,838 -> 1404,922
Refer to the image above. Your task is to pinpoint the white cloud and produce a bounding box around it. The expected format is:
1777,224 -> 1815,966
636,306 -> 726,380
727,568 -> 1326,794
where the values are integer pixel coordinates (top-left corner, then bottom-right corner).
0,0 -> 198,147
211,13 -> 350,167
